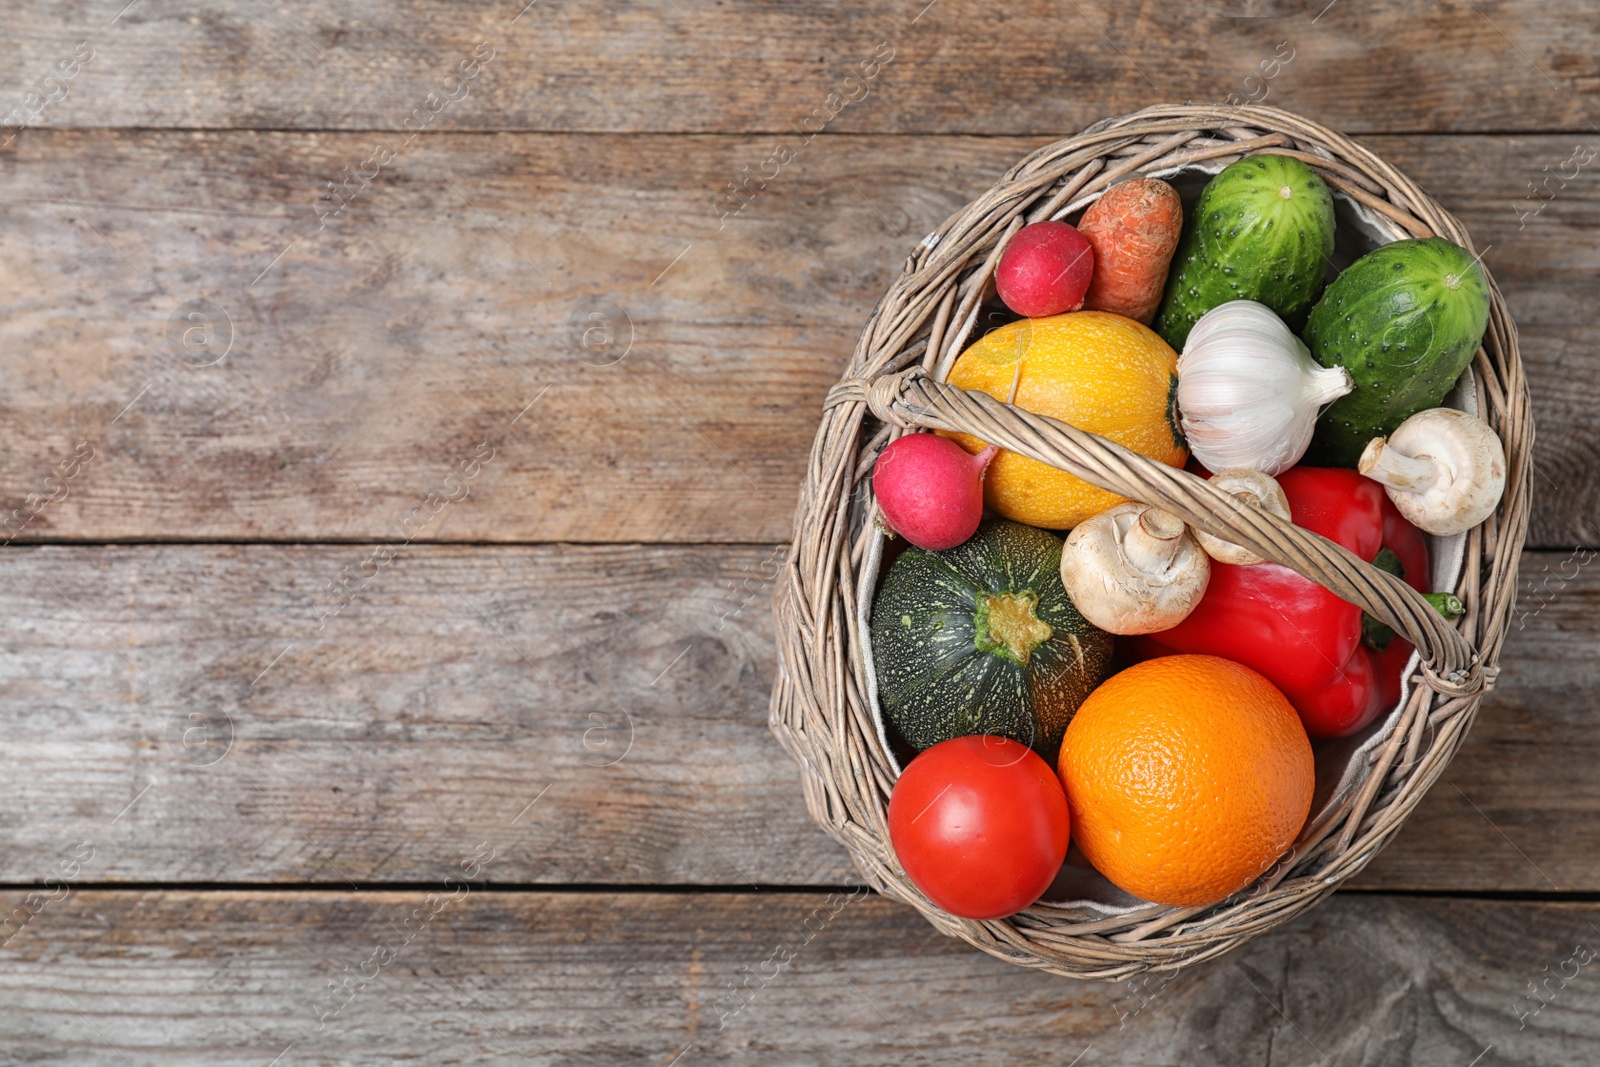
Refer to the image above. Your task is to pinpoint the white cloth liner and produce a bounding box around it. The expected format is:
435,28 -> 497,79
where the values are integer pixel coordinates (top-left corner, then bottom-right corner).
856,155 -> 1472,917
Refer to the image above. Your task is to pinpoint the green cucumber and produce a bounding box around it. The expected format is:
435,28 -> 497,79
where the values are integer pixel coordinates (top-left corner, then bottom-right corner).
1305,237 -> 1490,467
1154,153 -> 1336,351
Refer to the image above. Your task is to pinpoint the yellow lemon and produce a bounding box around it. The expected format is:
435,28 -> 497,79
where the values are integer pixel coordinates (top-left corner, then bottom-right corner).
944,311 -> 1186,529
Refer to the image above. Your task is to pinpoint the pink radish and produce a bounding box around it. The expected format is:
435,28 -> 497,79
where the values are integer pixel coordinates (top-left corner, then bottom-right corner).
873,434 -> 998,550
996,220 -> 1095,318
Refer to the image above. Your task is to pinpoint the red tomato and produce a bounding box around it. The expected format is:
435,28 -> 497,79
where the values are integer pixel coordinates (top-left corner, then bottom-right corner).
887,736 -> 1070,920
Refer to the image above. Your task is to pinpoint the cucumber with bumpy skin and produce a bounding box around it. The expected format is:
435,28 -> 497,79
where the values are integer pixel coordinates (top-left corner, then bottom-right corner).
1154,154 -> 1336,351
1304,237 -> 1490,467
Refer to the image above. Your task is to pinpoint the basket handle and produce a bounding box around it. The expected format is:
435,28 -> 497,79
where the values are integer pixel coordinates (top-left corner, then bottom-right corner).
831,369 -> 1482,694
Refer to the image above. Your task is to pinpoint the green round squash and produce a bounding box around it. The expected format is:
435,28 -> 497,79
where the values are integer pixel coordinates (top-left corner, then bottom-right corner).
870,519 -> 1113,758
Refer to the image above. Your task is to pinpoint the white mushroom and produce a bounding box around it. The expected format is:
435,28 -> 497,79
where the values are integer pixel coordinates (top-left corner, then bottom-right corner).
1193,468 -> 1292,567
1060,503 -> 1211,635
1358,408 -> 1506,536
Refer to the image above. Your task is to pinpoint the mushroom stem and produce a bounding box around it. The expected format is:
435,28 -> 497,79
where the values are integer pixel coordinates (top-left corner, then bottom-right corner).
1228,486 -> 1265,510
1124,508 -> 1186,574
1359,437 -> 1442,492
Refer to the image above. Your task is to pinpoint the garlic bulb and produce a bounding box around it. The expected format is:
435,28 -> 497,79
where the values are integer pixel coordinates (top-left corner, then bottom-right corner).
1176,300 -> 1354,475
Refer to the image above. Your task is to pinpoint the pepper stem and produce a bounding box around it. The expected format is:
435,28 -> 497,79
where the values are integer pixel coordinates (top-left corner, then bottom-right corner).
1425,591 -> 1466,620
1362,589 -> 1466,651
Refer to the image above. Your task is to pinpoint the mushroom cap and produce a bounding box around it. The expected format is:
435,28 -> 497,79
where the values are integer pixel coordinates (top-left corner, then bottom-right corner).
1060,503 -> 1211,635
1367,408 -> 1507,536
1193,468 -> 1292,567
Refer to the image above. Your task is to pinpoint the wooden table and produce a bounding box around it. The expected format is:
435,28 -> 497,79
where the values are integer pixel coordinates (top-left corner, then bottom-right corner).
2,2 -> 1596,1062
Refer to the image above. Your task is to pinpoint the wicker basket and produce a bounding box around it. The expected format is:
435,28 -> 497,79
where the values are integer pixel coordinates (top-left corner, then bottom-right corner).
768,103 -> 1532,980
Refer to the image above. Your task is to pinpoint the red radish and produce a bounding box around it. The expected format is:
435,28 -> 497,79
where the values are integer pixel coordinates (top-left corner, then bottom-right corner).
873,434 -> 998,550
995,220 -> 1095,318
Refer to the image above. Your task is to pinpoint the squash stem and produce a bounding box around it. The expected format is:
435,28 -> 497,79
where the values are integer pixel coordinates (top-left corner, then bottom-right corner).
974,592 -> 1053,666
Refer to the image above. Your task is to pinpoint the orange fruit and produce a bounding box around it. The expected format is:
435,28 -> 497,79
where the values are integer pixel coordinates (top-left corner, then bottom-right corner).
944,311 -> 1186,529
1057,655 -> 1313,907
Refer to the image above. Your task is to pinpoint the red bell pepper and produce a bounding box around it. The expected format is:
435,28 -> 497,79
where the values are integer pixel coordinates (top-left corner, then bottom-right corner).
1135,467 -> 1437,739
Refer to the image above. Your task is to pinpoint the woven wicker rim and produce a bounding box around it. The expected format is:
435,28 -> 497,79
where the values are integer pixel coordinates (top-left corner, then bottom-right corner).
769,103 -> 1532,980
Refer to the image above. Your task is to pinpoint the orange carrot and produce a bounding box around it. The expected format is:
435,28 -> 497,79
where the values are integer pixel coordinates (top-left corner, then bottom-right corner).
1078,178 -> 1184,326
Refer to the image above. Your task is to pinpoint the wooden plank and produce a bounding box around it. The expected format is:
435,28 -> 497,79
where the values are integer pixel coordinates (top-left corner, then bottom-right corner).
0,542 -> 844,887
0,543 -> 1593,890
5,1 -> 1598,134
1355,544 -> 1600,893
0,132 -> 1594,545
0,889 -> 1593,1064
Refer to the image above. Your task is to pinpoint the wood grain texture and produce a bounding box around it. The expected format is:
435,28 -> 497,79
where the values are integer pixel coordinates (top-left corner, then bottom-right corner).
1355,543 -> 1600,893
5,0 -> 1598,134
0,889 -> 1593,1065
0,131 -> 1594,545
0,542 -> 1590,890
0,542 -> 841,886
0,0 -> 1588,1049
